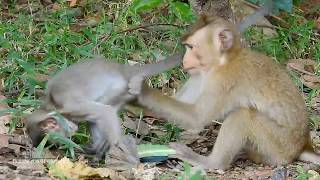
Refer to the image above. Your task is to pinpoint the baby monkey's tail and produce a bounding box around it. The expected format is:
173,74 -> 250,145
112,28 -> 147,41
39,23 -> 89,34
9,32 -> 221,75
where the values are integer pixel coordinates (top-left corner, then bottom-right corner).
141,53 -> 184,77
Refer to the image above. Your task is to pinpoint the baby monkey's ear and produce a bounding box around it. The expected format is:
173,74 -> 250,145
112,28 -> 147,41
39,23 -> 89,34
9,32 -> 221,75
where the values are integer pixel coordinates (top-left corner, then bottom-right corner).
38,117 -> 60,132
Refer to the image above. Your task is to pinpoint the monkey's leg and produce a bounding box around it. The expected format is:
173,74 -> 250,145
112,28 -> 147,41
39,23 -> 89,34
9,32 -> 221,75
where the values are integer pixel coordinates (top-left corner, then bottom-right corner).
170,108 -> 252,170
84,123 -> 110,155
61,100 -> 122,157
210,109 -> 305,167
246,113 -> 306,166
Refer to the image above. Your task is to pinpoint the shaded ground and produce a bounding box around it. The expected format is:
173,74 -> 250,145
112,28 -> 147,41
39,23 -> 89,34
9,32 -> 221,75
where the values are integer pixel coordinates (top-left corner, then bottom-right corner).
0,120 -> 319,179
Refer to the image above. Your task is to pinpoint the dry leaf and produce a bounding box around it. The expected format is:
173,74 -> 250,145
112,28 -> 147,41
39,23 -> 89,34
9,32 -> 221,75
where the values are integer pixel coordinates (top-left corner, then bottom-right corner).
287,59 -> 320,89
34,73 -> 50,82
301,75 -> 320,89
67,0 -> 78,7
179,130 -> 202,145
286,59 -> 317,75
8,144 -> 22,155
51,3 -> 60,11
302,74 -> 320,83
316,17 -> 320,31
11,160 -> 45,171
0,134 -> 9,148
48,157 -> 126,180
0,79 -> 4,91
123,117 -> 136,130
85,15 -> 101,27
123,116 -> 149,136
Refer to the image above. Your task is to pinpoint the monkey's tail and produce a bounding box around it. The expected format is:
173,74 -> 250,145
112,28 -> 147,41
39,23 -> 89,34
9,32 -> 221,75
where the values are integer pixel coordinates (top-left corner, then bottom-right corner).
140,53 -> 184,77
298,140 -> 320,164
298,151 -> 320,164
236,0 -> 273,33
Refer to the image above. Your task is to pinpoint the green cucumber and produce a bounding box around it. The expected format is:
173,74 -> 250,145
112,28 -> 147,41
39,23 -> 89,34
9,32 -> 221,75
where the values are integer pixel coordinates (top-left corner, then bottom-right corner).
137,144 -> 176,158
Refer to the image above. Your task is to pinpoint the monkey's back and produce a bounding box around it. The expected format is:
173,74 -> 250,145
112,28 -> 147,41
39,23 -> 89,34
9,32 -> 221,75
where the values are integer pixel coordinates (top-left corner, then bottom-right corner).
46,58 -> 132,107
223,49 -> 309,129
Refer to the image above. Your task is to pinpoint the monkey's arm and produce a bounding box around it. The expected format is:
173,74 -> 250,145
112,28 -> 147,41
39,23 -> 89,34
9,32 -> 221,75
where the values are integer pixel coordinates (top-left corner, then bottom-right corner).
137,84 -> 206,129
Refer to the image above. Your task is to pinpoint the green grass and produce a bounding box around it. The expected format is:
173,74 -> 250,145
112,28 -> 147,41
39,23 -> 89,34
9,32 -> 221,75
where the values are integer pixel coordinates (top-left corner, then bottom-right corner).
0,0 -> 190,153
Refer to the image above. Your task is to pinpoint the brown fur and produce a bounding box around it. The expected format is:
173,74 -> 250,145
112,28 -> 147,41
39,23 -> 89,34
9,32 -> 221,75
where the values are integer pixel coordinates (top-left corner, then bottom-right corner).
133,16 -> 319,170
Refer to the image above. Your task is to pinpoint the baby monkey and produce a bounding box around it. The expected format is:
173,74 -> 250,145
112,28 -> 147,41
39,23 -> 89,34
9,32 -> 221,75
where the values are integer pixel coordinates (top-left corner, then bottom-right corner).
25,53 -> 183,159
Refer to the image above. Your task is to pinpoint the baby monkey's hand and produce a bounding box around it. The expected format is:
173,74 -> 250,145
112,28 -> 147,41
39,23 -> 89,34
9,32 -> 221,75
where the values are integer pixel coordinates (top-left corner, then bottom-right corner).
128,75 -> 145,96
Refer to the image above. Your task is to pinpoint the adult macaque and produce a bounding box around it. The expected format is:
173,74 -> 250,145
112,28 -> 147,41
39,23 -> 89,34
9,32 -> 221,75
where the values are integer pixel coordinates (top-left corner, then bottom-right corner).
130,16 -> 320,170
25,53 -> 183,159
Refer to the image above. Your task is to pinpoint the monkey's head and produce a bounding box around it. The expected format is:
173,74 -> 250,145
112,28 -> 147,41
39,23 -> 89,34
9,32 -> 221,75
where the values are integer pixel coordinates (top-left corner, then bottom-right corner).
25,109 -> 78,146
181,16 -> 241,74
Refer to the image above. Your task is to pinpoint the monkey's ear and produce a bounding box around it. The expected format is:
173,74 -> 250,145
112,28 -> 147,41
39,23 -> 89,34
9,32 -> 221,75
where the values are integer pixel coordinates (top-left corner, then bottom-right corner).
217,28 -> 233,52
38,118 -> 59,131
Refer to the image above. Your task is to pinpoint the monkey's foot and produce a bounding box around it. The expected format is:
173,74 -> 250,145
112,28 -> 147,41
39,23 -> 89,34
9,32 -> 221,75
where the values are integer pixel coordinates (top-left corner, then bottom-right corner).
169,142 -> 209,169
105,136 -> 140,171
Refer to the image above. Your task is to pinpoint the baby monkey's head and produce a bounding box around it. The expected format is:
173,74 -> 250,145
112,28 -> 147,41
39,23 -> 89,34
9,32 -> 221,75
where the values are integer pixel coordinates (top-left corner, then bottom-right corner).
25,109 -> 78,146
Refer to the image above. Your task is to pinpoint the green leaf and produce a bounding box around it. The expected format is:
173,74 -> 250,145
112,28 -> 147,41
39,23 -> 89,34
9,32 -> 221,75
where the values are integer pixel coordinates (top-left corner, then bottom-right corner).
131,0 -> 164,13
170,2 -> 195,23
35,133 -> 50,158
246,0 -> 293,13
48,132 -> 83,151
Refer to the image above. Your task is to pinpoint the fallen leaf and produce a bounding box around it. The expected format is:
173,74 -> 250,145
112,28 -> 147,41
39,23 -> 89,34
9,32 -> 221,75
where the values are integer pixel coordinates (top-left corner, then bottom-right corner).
84,15 -> 101,27
301,75 -> 320,89
51,3 -> 60,11
123,116 -> 149,136
316,17 -> 320,31
286,59 -> 317,75
123,117 -> 136,130
34,73 -> 50,82
67,0 -> 78,7
8,144 -> 22,155
0,134 -> 9,148
179,129 -> 202,145
10,160 -> 45,171
0,79 -> 4,91
48,157 -> 127,180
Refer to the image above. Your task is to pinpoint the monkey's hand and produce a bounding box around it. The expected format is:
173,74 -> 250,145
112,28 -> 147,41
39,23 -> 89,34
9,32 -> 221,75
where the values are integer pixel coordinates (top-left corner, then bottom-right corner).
128,75 -> 145,96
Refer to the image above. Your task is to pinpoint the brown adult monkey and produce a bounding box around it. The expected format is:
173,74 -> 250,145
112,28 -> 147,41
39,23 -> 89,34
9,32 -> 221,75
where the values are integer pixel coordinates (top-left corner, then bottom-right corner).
129,16 -> 320,170
25,53 -> 183,159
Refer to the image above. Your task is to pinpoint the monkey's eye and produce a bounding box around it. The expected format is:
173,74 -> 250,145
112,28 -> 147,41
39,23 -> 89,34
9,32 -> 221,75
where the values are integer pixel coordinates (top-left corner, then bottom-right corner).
183,43 -> 194,50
